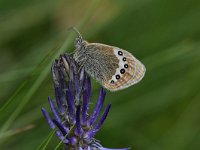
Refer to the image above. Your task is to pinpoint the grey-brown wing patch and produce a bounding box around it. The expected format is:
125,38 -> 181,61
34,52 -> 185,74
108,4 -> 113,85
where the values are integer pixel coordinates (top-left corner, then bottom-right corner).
83,43 -> 119,83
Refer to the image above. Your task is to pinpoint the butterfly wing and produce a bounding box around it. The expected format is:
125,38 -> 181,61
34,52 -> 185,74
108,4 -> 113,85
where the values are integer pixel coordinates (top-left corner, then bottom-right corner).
101,47 -> 146,91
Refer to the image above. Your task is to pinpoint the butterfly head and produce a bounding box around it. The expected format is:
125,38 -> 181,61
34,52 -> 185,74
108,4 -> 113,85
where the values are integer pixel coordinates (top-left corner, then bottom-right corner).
71,27 -> 89,64
70,27 -> 88,51
74,36 -> 89,51
74,35 -> 83,50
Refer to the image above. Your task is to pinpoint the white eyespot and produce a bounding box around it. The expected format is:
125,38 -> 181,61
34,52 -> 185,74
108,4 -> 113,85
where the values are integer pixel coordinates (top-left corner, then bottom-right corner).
108,48 -> 126,83
118,51 -> 123,56
116,74 -> 120,79
120,69 -> 125,74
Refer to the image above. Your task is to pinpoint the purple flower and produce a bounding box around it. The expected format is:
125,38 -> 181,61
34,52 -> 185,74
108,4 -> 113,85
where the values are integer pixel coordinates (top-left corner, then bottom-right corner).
41,54 -> 130,150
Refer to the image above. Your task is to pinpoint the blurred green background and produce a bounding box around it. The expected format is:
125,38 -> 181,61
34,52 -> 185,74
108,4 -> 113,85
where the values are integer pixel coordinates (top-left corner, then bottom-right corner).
1,0 -> 200,149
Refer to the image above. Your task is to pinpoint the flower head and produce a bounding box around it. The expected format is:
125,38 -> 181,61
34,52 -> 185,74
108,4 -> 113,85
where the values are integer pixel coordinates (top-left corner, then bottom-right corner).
41,54 -> 130,150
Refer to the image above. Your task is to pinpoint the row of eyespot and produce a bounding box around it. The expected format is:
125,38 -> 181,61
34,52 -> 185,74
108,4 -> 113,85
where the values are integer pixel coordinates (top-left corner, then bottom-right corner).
110,51 -> 129,84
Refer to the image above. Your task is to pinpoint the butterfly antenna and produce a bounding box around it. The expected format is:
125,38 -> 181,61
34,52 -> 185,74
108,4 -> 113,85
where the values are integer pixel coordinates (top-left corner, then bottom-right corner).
68,27 -> 83,39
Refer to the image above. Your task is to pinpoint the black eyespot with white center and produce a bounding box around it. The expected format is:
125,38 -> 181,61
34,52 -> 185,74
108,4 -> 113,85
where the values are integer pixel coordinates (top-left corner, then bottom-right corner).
123,57 -> 126,61
118,51 -> 123,56
110,80 -> 114,84
120,69 -> 125,74
116,75 -> 120,80
124,64 -> 128,68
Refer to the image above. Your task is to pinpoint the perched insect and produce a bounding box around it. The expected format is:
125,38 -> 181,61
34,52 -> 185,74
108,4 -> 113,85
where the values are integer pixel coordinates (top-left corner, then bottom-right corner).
72,28 -> 146,91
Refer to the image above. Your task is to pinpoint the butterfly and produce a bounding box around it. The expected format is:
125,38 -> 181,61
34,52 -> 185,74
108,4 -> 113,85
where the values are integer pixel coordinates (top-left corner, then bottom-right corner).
72,27 -> 146,91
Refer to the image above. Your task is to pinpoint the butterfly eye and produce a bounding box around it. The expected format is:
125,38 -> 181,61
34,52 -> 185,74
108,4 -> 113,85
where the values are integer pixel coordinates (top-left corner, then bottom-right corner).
118,51 -> 123,56
75,36 -> 82,44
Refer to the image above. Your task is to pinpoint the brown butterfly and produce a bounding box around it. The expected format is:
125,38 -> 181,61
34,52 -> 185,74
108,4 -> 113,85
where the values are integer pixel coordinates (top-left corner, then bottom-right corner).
72,28 -> 146,91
